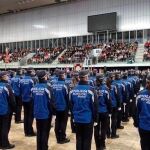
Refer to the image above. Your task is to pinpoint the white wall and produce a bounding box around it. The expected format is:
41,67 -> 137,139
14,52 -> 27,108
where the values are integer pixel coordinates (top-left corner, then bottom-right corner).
0,0 -> 150,43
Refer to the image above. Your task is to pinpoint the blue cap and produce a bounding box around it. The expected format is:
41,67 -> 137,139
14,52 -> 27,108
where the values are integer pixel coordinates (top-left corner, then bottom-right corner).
37,70 -> 47,79
79,70 -> 89,78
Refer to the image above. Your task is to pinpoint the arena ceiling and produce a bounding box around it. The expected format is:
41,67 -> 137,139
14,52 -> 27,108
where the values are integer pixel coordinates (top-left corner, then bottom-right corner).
0,0 -> 74,15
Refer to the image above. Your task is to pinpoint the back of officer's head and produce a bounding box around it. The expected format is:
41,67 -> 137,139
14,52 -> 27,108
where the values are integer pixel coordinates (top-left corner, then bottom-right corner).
66,71 -> 71,78
8,70 -> 16,78
106,72 -> 114,85
27,67 -> 34,76
122,72 -> 128,79
96,73 -> 104,86
0,71 -> 9,82
37,70 -> 48,83
115,71 -> 120,80
146,74 -> 150,90
79,70 -> 89,82
16,68 -> 23,76
58,70 -> 66,80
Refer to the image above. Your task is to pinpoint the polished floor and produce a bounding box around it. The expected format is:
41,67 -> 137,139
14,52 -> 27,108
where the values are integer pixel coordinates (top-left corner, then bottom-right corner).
8,116 -> 141,150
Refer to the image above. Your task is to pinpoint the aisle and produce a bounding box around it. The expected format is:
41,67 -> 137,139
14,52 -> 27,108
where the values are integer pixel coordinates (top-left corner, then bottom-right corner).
9,117 -> 140,150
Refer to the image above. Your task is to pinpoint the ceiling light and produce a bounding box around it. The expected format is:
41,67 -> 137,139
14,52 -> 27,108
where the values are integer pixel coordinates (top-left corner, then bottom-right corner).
32,25 -> 47,29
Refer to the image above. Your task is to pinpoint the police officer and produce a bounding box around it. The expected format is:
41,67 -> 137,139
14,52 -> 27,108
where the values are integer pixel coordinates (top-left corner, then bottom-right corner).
70,70 -> 98,150
0,71 -> 16,149
106,72 -> 119,139
135,74 -> 150,150
31,70 -> 53,150
11,69 -> 23,123
20,68 -> 37,136
113,72 -> 125,129
51,70 -> 70,144
94,73 -> 111,150
69,72 -> 80,133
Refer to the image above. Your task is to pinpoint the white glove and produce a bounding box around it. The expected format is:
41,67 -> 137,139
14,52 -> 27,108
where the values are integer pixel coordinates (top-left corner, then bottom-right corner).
123,103 -> 127,106
94,122 -> 98,126
118,107 -> 121,111
109,114 -> 111,117
134,94 -> 136,98
130,99 -> 133,102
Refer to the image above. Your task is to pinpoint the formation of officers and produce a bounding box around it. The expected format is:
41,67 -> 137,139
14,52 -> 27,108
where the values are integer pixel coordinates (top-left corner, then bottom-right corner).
0,67 -> 150,150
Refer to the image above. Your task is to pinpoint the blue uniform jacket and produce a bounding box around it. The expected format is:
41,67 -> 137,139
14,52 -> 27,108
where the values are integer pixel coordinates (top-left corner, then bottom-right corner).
96,84 -> 111,113
20,75 -> 34,102
11,75 -> 21,96
136,89 -> 150,131
51,79 -> 69,111
70,82 -> 97,123
31,83 -> 52,119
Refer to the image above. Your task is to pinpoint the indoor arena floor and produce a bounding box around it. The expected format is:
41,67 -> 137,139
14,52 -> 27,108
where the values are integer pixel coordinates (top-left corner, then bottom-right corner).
9,116 -> 140,150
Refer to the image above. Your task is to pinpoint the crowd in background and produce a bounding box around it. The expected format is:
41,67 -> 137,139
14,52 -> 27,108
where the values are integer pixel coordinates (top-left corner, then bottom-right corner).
58,44 -> 93,64
0,42 -> 138,64
0,48 -> 31,63
98,42 -> 137,62
27,47 -> 64,64
143,40 -> 150,61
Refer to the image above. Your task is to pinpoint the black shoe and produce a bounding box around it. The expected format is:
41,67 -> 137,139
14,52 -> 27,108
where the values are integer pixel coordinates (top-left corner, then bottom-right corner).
15,120 -> 24,124
97,146 -> 106,150
111,135 -> 119,139
25,133 -> 36,137
57,138 -> 70,144
117,126 -> 124,129
0,144 -> 15,149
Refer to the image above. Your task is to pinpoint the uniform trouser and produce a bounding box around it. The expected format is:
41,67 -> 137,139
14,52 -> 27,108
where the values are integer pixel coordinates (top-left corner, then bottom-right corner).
139,128 -> 150,150
122,102 -> 129,121
107,108 -> 118,137
117,104 -> 123,127
36,117 -> 52,150
129,96 -> 136,118
15,95 -> 22,122
70,116 -> 76,133
55,110 -> 68,142
0,114 -> 12,147
23,101 -> 34,135
94,113 -> 109,149
75,122 -> 93,150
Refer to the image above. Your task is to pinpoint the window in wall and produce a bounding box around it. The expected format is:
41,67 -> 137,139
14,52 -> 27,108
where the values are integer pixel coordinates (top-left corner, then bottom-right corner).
45,39 -> 49,48
58,38 -> 61,47
88,35 -> 93,44
137,30 -> 143,43
109,32 -> 116,42
130,31 -> 136,42
83,36 -> 87,45
62,38 -> 66,48
98,33 -> 105,43
40,40 -> 44,48
123,31 -> 129,42
72,37 -> 76,46
36,40 -> 39,49
49,39 -> 53,48
53,39 -> 58,47
77,36 -> 83,46
147,29 -> 150,40
0,44 -> 2,52
93,34 -> 97,45
117,32 -> 122,42
28,41 -> 31,49
32,40 -> 35,49
67,37 -> 71,47
24,41 -> 27,49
